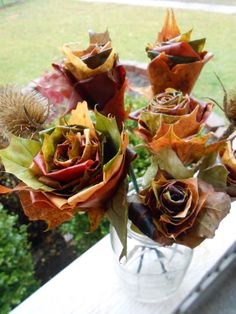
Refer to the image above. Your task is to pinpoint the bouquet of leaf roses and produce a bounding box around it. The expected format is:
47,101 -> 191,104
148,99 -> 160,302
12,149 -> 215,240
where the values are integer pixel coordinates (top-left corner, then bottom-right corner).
0,12 -> 235,258
128,88 -> 233,248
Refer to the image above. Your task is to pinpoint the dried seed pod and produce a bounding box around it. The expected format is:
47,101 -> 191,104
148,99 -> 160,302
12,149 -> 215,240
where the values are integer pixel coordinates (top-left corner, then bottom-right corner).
224,89 -> 236,124
0,85 -> 49,140
212,75 -> 236,140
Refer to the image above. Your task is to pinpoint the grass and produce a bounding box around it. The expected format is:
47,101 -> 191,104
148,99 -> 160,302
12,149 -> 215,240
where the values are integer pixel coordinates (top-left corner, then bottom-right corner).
0,0 -> 235,109
171,0 -> 236,4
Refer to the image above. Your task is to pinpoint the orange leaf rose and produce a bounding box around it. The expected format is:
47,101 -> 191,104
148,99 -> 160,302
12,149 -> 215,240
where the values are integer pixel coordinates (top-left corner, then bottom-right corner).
134,89 -> 212,142
146,9 -> 213,95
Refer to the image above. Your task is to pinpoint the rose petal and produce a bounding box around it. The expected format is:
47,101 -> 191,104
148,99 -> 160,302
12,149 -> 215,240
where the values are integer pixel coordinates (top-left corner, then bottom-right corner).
33,152 -> 95,182
147,52 -> 213,95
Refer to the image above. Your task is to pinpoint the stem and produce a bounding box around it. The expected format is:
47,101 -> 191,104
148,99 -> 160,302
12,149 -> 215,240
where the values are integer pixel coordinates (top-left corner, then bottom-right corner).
130,165 -> 139,194
219,123 -> 236,141
137,246 -> 145,274
152,248 -> 167,273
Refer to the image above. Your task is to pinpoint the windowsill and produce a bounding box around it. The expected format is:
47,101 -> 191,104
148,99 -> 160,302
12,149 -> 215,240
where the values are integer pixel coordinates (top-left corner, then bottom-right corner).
10,200 -> 236,314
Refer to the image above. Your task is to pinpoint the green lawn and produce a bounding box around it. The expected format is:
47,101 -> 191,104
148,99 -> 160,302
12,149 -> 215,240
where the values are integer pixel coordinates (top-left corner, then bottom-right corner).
0,0 -> 235,107
169,0 -> 236,4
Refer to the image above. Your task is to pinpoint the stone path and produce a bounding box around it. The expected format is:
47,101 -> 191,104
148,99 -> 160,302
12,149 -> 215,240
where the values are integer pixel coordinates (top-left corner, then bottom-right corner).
83,0 -> 236,14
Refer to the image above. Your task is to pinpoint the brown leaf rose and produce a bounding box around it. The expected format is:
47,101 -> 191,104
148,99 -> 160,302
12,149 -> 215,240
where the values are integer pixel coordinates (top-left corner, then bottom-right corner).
129,176 -> 231,248
220,141 -> 236,196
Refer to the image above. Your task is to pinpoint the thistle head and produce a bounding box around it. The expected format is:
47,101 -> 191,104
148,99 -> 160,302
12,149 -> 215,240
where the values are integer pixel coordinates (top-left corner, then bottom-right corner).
225,88 -> 236,124
0,85 -> 49,140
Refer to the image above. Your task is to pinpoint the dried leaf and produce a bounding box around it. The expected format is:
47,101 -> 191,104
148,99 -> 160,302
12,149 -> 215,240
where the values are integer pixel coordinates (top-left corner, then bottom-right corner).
88,207 -> 105,232
88,29 -> 111,46
106,180 -> 128,259
18,189 -> 74,229
157,9 -> 180,43
0,185 -> 13,194
68,101 -> 95,131
148,125 -> 225,165
0,135 -> 53,191
155,147 -> 195,179
199,164 -> 228,189
137,105 -> 205,142
220,141 -> 236,196
189,38 -> 206,54
147,52 -> 213,95
128,193 -> 158,241
95,108 -> 121,152
62,43 -> 116,81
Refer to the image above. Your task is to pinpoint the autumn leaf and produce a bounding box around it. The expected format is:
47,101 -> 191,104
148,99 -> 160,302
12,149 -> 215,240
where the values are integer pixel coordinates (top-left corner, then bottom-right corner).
177,191 -> 231,248
62,42 -> 117,81
88,29 -> 111,45
95,108 -> 121,152
18,188 -> 74,229
0,135 -> 53,191
157,9 -> 180,43
68,101 -> 95,132
148,125 -> 225,165
106,180 -> 128,259
137,105 -> 205,142
155,147 -> 195,179
199,164 -> 228,189
196,192 -> 231,238
147,52 -> 213,95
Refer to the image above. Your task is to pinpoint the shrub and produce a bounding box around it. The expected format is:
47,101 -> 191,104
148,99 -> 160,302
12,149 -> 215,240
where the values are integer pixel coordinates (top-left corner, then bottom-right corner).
59,213 -> 109,256
0,204 -> 39,314
125,95 -> 151,177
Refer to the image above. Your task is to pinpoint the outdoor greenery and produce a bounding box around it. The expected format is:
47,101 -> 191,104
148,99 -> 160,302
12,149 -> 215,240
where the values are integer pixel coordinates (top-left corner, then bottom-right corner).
0,0 -> 235,106
59,215 -> 110,256
0,204 -> 39,314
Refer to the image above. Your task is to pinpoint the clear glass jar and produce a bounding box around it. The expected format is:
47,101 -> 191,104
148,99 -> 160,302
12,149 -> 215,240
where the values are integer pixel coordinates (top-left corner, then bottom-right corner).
110,222 -> 193,303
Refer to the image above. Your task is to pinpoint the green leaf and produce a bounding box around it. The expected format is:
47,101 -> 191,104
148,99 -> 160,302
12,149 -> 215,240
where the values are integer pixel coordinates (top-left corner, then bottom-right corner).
140,111 -> 182,137
198,152 -> 228,189
143,156 -> 159,187
168,29 -> 193,43
106,180 -> 128,259
147,51 -> 198,64
42,127 -> 64,172
189,38 -> 206,54
156,148 -> 195,179
140,112 -> 162,137
95,109 -> 121,150
199,164 -> 228,189
178,29 -> 193,42
0,135 -> 53,191
198,152 -> 218,169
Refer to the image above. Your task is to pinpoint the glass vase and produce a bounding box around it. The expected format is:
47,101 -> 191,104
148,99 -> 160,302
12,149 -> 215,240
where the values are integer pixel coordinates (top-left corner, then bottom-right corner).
110,222 -> 193,303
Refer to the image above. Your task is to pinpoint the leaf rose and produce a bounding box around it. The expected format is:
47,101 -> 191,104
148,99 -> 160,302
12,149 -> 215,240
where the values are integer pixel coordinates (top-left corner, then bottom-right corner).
220,142 -> 236,196
146,9 -> 213,95
134,89 -> 212,141
36,30 -> 128,126
0,103 -> 134,236
129,176 -> 231,248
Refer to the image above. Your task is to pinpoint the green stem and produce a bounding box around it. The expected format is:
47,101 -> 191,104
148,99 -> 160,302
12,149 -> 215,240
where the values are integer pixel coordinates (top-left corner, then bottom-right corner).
130,165 -> 139,194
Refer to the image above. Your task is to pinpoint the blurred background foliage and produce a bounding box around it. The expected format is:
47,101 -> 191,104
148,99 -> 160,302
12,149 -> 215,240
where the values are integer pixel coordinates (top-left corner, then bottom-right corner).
0,0 -> 235,105
0,204 -> 39,314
